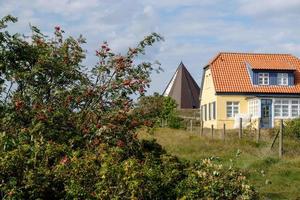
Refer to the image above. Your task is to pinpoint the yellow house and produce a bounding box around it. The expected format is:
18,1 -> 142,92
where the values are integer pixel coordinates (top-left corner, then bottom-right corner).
200,52 -> 300,129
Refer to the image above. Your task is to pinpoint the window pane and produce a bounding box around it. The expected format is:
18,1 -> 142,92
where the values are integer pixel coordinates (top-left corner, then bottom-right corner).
226,102 -> 232,106
227,101 -> 239,117
259,73 -> 269,85
208,103 -> 211,120
282,105 -> 289,117
213,102 -> 216,119
292,105 -> 299,117
275,100 -> 281,104
264,78 -> 268,85
274,105 -> 281,117
233,106 -> 239,115
227,106 -> 232,117
227,111 -> 232,118
278,73 -> 288,85
282,100 -> 289,105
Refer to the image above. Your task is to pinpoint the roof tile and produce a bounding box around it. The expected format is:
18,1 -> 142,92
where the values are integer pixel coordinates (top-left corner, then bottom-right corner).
208,52 -> 300,94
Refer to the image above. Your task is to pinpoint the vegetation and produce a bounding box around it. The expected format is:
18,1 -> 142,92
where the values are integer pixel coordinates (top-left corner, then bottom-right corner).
139,128 -> 300,200
134,93 -> 177,122
284,118 -> 300,139
0,15 -> 257,199
135,93 -> 185,129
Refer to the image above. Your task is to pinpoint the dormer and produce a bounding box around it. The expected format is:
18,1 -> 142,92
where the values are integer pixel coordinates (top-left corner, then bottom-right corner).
246,60 -> 296,86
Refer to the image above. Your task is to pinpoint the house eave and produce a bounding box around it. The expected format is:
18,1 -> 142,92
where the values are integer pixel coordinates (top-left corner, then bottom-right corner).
215,92 -> 300,98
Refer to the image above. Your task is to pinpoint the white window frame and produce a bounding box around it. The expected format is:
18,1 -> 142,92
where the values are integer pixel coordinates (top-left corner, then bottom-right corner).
274,99 -> 300,119
248,99 -> 259,118
291,100 -> 300,117
226,101 -> 239,118
277,73 -> 288,86
258,73 -> 269,85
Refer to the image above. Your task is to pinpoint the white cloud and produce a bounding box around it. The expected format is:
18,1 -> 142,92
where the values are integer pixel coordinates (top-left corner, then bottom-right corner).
239,0 -> 300,16
1,0 -> 300,94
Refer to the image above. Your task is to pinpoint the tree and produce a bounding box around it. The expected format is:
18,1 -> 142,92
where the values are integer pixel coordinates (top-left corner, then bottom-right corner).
0,15 -> 257,199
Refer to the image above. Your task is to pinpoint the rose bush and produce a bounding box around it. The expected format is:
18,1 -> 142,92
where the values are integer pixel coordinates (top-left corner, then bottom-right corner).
0,15 -> 257,199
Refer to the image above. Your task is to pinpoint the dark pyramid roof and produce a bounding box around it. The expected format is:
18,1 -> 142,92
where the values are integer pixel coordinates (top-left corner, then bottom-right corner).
163,62 -> 200,109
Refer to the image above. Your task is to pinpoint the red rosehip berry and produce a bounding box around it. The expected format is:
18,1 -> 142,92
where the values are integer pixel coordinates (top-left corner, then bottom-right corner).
116,140 -> 125,148
139,87 -> 145,93
15,100 -> 24,110
131,120 -> 139,127
54,26 -> 60,31
60,155 -> 68,165
82,127 -> 89,134
96,124 -> 102,129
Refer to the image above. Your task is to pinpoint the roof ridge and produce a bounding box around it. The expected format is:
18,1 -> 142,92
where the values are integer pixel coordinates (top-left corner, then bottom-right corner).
204,52 -> 299,69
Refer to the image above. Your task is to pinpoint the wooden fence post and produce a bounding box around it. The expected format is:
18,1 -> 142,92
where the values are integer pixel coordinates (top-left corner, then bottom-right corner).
239,118 -> 243,139
190,120 -> 193,132
211,124 -> 214,139
223,123 -> 226,141
256,119 -> 261,143
279,119 -> 283,158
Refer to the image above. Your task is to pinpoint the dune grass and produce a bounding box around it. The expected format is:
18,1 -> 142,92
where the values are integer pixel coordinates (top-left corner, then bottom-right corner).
139,128 -> 300,200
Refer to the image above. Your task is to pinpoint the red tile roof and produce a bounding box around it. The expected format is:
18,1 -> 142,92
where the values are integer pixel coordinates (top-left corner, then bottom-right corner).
247,60 -> 296,70
207,52 -> 300,93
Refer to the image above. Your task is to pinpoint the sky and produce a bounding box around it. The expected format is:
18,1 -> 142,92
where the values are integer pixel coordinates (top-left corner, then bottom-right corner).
1,0 -> 300,94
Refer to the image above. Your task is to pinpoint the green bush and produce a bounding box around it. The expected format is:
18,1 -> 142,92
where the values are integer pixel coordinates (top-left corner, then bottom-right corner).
134,93 -> 178,127
168,115 -> 185,129
284,118 -> 300,139
176,159 -> 258,199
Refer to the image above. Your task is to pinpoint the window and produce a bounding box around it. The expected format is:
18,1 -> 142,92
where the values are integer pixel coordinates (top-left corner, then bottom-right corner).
248,99 -> 259,117
258,73 -> 269,85
212,102 -> 216,120
274,99 -> 290,117
277,73 -> 288,85
208,102 -> 216,120
204,104 -> 207,121
291,100 -> 300,117
208,103 -> 211,120
274,99 -> 300,118
226,102 -> 239,118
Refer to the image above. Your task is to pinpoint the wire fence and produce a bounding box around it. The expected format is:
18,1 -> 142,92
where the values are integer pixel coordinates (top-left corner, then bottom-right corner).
162,114 -> 285,158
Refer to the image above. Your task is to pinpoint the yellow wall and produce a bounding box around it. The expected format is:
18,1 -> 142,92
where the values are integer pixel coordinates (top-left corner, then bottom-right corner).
200,67 -> 252,129
200,68 -> 217,128
216,95 -> 249,129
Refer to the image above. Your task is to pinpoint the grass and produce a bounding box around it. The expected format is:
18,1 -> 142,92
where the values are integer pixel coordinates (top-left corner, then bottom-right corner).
139,127 -> 300,200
